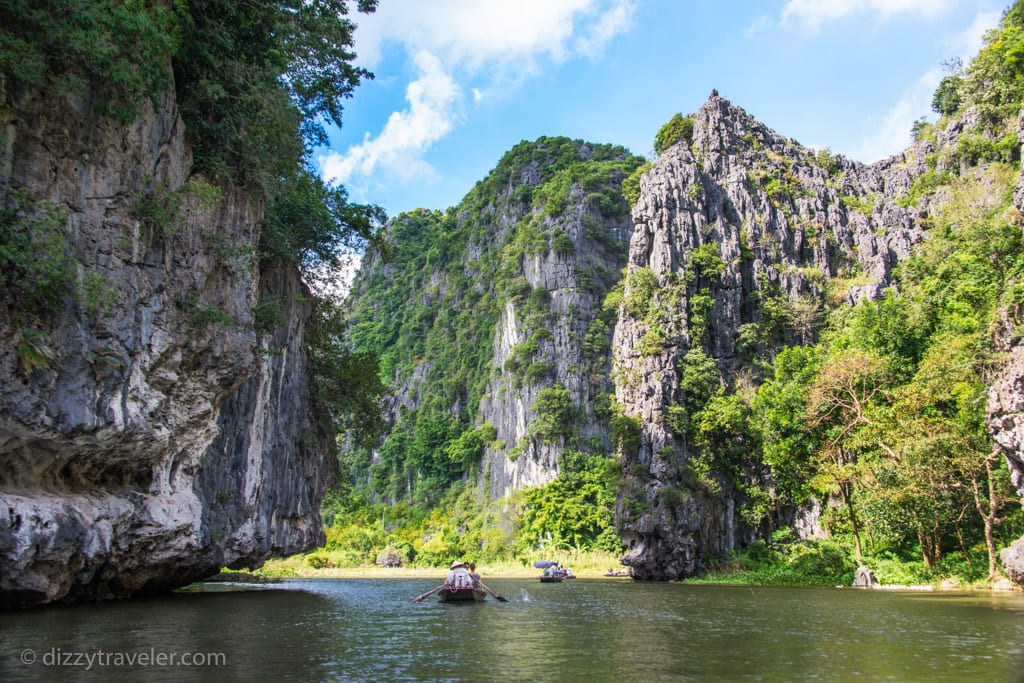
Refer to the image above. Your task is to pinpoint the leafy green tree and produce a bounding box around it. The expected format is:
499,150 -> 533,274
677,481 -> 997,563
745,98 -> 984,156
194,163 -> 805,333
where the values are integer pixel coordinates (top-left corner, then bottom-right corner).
173,0 -> 378,190
754,346 -> 822,506
262,167 -> 386,288
691,394 -> 766,524
0,0 -> 180,122
518,450 -> 620,552
446,423 -> 497,470
803,349 -> 890,559
961,0 -> 1024,123
679,347 -> 720,415
529,385 -> 575,444
307,300 -> 387,449
932,59 -> 964,116
654,114 -> 695,154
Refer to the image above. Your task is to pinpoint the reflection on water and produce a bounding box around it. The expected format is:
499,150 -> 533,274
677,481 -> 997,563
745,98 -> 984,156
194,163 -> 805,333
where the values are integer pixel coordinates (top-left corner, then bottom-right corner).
2,579 -> 1023,681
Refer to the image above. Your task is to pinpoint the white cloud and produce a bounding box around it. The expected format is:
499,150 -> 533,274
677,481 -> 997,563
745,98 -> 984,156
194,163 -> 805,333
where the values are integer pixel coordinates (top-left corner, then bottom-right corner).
575,0 -> 637,58
945,11 -> 1001,62
853,9 -> 1002,163
782,0 -> 956,30
354,0 -> 634,71
855,66 -> 943,162
331,0 -> 635,187
320,51 -> 460,184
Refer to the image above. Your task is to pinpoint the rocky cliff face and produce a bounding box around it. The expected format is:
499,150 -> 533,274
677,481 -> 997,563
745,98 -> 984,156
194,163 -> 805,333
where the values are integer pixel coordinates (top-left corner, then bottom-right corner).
988,110 -> 1024,586
611,94 -> 928,579
476,163 -> 633,497
0,82 -> 331,607
347,138 -> 639,500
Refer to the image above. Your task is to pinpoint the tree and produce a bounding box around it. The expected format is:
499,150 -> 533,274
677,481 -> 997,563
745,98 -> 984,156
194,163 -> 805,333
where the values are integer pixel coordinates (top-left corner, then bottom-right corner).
529,385 -> 575,444
262,167 -> 386,291
932,58 -> 964,116
803,349 -> 890,559
518,450 -> 620,552
653,114 -> 695,154
691,394 -> 766,525
0,0 -> 180,123
173,0 -> 378,191
754,346 -> 822,507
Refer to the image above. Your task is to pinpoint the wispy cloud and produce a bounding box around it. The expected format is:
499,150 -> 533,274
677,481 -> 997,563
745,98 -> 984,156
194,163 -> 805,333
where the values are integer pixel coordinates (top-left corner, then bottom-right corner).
855,66 -> 943,162
324,0 -> 636,189
781,0 -> 956,31
320,51 -> 459,184
944,10 -> 1001,59
854,9 -> 1002,162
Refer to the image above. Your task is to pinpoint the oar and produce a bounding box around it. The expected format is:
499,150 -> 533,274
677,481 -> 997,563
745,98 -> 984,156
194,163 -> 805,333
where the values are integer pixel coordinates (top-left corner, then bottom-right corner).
477,581 -> 509,602
410,585 -> 444,602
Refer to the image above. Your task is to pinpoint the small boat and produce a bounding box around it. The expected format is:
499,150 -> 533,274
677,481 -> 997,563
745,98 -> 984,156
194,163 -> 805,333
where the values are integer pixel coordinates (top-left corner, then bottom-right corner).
437,587 -> 487,602
539,575 -> 563,583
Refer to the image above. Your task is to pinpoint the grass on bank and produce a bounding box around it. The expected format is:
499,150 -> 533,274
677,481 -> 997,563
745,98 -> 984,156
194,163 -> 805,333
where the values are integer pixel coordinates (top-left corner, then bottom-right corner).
686,530 -> 1007,590
246,537 -> 1007,590
252,548 -> 626,579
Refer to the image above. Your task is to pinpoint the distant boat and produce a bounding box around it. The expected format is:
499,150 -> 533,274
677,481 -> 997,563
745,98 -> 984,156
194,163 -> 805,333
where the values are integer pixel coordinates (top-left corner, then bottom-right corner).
539,574 -> 564,583
437,587 -> 487,602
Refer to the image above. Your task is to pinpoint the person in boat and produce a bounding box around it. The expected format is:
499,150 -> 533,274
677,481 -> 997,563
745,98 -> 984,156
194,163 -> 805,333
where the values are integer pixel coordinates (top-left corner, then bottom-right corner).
443,561 -> 475,590
468,562 -> 481,587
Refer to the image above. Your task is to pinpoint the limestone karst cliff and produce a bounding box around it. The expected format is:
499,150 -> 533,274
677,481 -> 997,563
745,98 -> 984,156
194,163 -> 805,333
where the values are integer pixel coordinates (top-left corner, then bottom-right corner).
346,139 -> 641,502
988,113 -> 1024,586
612,90 -> 1024,581
345,82 -> 1024,585
0,81 -> 333,607
609,93 -> 928,579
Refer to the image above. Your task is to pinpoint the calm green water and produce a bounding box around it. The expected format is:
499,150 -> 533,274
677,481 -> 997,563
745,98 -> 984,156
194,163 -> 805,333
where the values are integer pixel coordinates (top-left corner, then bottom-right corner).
1,578 -> 1023,681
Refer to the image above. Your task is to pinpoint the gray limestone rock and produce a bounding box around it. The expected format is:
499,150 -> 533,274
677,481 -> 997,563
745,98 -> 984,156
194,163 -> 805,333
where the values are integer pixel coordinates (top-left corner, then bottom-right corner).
612,93 -> 929,579
987,106 -> 1024,587
0,73 -> 331,606
853,565 -> 879,588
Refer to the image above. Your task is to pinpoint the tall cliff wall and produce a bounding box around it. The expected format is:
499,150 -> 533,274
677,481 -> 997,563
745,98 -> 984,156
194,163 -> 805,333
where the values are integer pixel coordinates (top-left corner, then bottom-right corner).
347,138 -> 639,501
611,94 -> 929,579
988,110 -> 1024,585
0,80 -> 332,607
476,162 -> 633,497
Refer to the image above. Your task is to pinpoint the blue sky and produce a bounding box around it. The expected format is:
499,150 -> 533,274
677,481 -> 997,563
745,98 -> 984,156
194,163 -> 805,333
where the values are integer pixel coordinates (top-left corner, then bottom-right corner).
317,0 -> 1009,219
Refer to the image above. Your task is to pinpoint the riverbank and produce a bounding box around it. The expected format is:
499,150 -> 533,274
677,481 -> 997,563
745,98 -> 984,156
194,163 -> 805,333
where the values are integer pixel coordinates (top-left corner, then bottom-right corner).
247,561 -> 626,580
247,547 -> 627,580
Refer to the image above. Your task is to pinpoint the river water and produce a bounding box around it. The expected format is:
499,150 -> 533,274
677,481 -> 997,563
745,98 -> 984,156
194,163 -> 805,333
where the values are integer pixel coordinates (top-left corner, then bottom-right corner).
2,578 -> 1023,681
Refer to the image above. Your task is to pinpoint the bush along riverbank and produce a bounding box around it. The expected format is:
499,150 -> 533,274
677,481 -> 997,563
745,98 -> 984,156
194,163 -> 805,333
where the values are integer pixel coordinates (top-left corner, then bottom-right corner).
685,529 -> 1020,590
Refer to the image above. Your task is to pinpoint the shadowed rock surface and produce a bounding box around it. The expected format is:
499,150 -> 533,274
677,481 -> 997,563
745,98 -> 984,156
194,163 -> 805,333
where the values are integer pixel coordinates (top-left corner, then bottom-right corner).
0,79 -> 332,607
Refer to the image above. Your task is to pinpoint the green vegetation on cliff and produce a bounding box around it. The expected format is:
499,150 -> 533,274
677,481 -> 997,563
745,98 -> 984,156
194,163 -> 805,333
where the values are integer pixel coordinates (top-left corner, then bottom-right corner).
333,137 -> 642,563
0,0 -> 387,445
321,3 -> 1024,584
638,4 -> 1024,587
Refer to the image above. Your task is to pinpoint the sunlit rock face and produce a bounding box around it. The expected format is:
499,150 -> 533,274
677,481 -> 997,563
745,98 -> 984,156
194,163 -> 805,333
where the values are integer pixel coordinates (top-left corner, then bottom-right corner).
988,109 -> 1024,588
349,138 -> 637,501
612,93 -> 930,580
0,79 -> 332,608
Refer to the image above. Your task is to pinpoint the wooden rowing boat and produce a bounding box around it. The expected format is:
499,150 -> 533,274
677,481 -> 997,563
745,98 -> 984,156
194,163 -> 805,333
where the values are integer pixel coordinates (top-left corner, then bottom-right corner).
539,575 -> 563,583
437,587 -> 487,602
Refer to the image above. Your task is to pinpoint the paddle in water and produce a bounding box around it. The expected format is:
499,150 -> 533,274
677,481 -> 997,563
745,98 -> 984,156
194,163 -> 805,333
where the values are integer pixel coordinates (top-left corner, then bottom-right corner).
410,586 -> 444,602
477,581 -> 509,602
